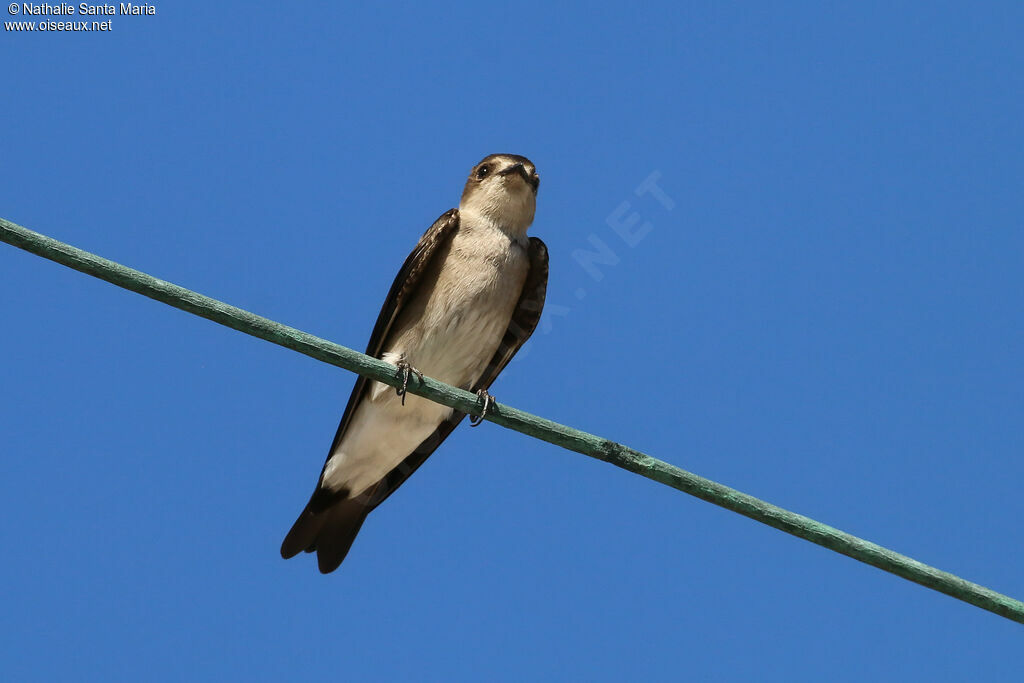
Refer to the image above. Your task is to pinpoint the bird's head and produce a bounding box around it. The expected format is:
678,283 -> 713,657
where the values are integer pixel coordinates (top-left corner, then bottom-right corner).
459,154 -> 539,237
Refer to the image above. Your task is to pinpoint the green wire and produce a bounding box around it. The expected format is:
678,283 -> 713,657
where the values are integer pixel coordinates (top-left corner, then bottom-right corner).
2,216 -> 1022,625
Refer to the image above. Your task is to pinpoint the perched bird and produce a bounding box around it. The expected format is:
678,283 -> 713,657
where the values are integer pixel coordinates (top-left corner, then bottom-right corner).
281,154 -> 548,573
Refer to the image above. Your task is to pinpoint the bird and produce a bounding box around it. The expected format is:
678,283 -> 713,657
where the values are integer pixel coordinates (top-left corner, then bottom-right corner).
280,154 -> 548,573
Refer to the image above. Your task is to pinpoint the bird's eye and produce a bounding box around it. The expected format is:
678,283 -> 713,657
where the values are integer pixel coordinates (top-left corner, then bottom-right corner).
476,165 -> 490,179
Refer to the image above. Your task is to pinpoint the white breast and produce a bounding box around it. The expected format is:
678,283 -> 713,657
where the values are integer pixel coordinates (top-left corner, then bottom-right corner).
321,222 -> 530,497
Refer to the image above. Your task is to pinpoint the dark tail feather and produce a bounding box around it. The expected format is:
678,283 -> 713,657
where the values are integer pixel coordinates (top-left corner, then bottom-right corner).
280,495 -> 371,574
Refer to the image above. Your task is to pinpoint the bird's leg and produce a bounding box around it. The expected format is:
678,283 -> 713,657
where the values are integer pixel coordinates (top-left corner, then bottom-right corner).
394,358 -> 424,406
469,389 -> 495,427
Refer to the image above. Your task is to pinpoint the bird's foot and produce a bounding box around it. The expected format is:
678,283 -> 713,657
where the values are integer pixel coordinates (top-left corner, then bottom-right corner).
394,359 -> 424,406
469,389 -> 495,427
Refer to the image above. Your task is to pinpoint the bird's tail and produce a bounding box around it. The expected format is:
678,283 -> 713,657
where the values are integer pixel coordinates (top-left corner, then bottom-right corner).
280,493 -> 370,574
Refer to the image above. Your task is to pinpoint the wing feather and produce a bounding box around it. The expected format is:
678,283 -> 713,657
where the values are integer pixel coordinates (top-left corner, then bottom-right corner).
325,209 -> 461,461
282,223 -> 548,571
361,236 -> 549,511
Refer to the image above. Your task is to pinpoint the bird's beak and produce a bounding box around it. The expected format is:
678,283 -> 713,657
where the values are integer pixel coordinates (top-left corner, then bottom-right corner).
499,162 -> 526,178
500,163 -> 539,191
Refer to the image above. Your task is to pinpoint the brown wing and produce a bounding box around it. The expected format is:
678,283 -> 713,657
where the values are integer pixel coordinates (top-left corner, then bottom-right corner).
281,210 -> 461,568
325,208 -> 461,460
281,229 -> 548,571
470,237 -> 549,394
360,236 -> 549,511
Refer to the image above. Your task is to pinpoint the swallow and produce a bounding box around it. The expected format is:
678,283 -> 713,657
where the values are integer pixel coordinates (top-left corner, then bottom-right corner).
281,154 -> 548,573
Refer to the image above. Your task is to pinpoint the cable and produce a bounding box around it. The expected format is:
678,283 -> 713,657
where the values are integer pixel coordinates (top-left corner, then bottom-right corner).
2,216 -> 1021,625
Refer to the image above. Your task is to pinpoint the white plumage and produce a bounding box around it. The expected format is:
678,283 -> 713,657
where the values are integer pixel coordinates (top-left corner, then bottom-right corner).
321,218 -> 530,496
281,153 -> 545,573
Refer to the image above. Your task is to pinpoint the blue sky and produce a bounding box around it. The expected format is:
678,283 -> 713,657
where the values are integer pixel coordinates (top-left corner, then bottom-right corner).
2,2 -> 1022,680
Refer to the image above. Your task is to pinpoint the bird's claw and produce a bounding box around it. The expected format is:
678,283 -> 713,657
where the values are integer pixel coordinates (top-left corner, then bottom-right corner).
470,389 -> 495,427
394,359 -> 423,406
